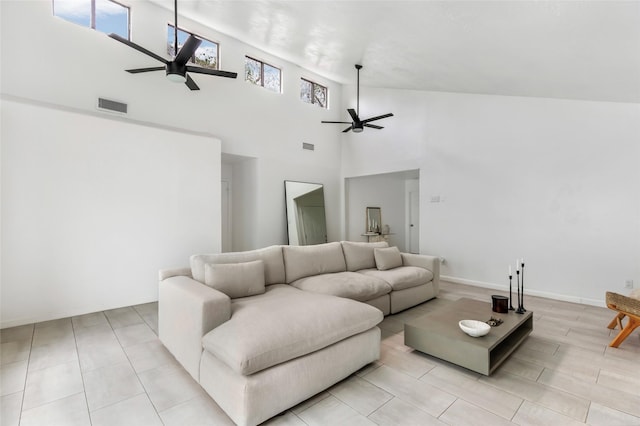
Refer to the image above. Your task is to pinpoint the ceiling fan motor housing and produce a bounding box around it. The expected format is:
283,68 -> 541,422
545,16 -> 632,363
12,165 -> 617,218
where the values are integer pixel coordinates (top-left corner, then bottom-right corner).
166,62 -> 187,83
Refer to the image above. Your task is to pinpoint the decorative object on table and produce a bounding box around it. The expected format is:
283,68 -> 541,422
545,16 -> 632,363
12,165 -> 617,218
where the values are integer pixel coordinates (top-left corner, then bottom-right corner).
458,320 -> 491,337
382,224 -> 390,235
486,317 -> 504,327
491,295 -> 509,313
515,258 -> 525,314
520,259 -> 527,312
508,265 -> 515,310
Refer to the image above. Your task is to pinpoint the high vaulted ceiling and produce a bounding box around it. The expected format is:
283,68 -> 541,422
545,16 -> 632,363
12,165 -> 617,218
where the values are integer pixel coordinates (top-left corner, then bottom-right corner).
150,0 -> 640,103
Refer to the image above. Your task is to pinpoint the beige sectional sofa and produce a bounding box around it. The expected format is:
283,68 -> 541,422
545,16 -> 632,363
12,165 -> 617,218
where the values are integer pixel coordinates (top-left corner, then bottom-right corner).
159,241 -> 439,426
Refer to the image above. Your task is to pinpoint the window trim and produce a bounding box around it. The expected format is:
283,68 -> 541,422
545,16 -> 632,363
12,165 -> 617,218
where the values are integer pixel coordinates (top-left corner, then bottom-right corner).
245,55 -> 282,93
300,77 -> 328,108
167,24 -> 220,70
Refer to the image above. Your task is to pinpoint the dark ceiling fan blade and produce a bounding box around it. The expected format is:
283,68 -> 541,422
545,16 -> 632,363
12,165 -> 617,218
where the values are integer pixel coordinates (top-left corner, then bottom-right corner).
347,108 -> 360,123
342,126 -> 353,133
125,66 -> 166,74
186,66 -> 238,79
364,123 -> 384,129
321,121 -> 352,124
185,74 -> 200,91
175,35 -> 202,66
361,113 -> 394,124
109,33 -> 168,64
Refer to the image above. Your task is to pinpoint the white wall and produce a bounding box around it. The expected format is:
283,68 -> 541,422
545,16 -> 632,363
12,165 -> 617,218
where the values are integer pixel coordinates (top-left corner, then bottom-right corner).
341,88 -> 640,305
1,0 -> 343,251
1,98 -> 221,327
0,0 -> 345,325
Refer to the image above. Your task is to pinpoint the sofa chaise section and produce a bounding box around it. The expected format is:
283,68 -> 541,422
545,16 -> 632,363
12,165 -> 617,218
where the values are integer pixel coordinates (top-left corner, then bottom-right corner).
199,285 -> 382,426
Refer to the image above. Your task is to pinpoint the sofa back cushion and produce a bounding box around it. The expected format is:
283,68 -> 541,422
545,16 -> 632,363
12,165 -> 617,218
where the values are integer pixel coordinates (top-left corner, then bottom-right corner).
190,245 -> 285,285
341,241 -> 389,271
374,246 -> 403,270
283,242 -> 346,283
204,260 -> 266,299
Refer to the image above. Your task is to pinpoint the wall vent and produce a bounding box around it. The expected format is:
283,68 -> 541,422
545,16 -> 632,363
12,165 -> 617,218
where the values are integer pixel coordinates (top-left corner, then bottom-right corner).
302,142 -> 315,151
97,98 -> 128,114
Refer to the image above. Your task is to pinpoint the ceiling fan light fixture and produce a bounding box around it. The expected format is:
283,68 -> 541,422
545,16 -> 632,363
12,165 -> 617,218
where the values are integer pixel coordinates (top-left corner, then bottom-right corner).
166,62 -> 187,83
166,72 -> 186,83
353,125 -> 364,133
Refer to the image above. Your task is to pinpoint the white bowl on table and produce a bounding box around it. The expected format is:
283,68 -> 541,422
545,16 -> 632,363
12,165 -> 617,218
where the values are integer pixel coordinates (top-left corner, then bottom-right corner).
459,320 -> 491,337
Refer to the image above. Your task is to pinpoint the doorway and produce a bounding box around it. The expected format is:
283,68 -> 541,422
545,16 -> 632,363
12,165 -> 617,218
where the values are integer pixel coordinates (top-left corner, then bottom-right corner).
408,187 -> 420,254
221,180 -> 231,252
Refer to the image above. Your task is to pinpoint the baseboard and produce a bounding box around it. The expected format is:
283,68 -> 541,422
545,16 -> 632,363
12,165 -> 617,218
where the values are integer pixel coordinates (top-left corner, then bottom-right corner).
441,275 -> 606,308
0,297 -> 158,329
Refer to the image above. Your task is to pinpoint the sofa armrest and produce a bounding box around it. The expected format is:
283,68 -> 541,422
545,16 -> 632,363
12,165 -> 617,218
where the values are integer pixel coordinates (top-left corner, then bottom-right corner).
158,266 -> 192,281
401,253 -> 440,294
159,275 -> 231,380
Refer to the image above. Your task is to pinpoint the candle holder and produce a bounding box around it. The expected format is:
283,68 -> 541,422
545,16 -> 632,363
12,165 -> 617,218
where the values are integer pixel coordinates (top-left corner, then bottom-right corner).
515,270 -> 525,314
508,275 -> 515,310
520,261 -> 526,312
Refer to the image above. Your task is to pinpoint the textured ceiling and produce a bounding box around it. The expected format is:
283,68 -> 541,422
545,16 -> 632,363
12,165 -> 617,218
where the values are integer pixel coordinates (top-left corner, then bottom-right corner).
151,0 -> 640,103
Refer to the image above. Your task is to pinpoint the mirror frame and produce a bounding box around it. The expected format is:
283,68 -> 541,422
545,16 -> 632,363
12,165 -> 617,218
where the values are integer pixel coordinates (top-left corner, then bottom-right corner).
284,180 -> 328,245
366,207 -> 382,234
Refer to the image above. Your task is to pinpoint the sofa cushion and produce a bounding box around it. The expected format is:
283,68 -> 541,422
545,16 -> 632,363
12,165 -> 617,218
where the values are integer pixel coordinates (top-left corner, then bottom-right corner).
341,241 -> 389,272
290,271 -> 392,302
283,242 -> 346,283
204,260 -> 266,299
359,266 -> 434,291
201,285 -> 383,376
191,245 -> 285,285
374,247 -> 403,270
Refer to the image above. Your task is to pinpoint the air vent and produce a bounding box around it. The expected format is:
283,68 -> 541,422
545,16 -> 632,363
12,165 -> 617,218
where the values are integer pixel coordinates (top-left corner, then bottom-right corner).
302,142 -> 315,151
97,98 -> 128,114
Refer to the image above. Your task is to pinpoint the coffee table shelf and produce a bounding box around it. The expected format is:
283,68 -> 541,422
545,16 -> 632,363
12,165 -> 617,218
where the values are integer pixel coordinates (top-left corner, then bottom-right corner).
404,298 -> 533,375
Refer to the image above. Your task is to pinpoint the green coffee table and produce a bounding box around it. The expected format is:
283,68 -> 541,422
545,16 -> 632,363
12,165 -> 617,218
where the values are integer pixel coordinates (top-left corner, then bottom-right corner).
404,298 -> 533,375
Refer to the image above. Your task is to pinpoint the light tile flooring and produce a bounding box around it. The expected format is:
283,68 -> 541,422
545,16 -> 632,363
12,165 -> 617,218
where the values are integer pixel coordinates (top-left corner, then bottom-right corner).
2,281 -> 640,425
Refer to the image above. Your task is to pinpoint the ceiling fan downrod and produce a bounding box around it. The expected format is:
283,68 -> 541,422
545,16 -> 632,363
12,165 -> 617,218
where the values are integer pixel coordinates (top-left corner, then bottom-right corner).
356,64 -> 362,116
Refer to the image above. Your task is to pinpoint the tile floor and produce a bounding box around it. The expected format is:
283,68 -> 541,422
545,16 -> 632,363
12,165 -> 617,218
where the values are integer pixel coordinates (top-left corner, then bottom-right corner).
1,281 -> 639,425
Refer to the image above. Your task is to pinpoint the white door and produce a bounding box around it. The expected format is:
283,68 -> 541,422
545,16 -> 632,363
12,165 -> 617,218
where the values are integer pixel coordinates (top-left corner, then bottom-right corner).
409,190 -> 420,254
221,180 -> 231,252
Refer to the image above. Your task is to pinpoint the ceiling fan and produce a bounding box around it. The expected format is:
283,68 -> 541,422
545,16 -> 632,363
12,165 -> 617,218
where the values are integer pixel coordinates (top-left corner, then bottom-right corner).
322,64 -> 393,133
108,0 -> 237,90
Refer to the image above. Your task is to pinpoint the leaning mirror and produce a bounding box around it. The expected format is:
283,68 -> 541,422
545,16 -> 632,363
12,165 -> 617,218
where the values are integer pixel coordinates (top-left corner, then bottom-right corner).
284,181 -> 328,245
366,207 -> 382,234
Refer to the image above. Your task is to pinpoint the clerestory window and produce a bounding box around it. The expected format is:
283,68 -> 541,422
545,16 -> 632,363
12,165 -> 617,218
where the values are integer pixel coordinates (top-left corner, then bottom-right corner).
245,56 -> 282,93
167,24 -> 219,70
300,78 -> 328,108
53,0 -> 130,39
